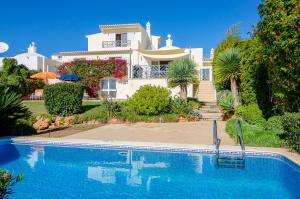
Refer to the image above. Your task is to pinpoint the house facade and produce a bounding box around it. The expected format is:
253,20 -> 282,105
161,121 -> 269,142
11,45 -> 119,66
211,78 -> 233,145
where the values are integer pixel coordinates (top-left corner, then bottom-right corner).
0,42 -> 60,73
52,22 -> 216,102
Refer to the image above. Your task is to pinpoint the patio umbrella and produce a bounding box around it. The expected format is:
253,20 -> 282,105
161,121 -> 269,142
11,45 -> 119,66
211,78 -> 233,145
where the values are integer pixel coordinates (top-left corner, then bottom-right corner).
59,73 -> 80,81
30,72 -> 60,79
30,72 -> 60,84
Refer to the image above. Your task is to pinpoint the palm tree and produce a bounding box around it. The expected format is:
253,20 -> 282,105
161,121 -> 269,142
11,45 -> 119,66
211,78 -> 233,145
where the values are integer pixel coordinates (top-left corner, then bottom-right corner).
167,58 -> 198,100
0,86 -> 31,134
215,48 -> 241,108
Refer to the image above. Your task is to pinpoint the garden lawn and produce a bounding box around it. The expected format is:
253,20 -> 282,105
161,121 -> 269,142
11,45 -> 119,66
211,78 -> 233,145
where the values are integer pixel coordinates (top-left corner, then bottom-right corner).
23,101 -> 100,114
226,118 -> 282,147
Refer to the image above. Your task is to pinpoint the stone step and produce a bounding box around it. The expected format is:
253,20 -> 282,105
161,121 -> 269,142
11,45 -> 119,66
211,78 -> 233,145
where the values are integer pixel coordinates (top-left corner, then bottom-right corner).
201,112 -> 222,117
201,104 -> 218,107
203,102 -> 218,106
198,93 -> 215,95
199,109 -> 221,113
201,117 -> 223,121
199,88 -> 215,90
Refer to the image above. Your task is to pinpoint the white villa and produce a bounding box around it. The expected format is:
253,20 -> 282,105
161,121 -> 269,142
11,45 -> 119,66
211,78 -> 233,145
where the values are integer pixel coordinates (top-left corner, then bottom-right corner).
0,42 -> 60,73
52,22 -> 216,102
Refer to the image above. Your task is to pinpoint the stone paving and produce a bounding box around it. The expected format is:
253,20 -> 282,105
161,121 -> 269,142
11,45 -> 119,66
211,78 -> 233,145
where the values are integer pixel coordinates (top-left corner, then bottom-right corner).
65,121 -> 235,145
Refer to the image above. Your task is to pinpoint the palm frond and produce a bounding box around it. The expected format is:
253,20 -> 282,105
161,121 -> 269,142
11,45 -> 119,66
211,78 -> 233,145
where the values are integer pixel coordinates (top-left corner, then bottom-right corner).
215,48 -> 241,83
167,58 -> 197,88
0,87 -> 31,131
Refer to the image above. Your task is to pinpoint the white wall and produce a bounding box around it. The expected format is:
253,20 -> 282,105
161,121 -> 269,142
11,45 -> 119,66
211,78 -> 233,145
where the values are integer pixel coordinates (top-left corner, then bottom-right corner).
116,79 -> 193,99
0,55 -> 59,72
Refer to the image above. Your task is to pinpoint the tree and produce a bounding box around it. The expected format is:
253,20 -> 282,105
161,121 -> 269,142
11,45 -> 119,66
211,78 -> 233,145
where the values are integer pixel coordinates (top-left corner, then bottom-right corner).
0,58 -> 29,95
256,0 -> 300,112
213,24 -> 242,90
167,58 -> 198,100
239,38 -> 275,117
215,48 -> 241,108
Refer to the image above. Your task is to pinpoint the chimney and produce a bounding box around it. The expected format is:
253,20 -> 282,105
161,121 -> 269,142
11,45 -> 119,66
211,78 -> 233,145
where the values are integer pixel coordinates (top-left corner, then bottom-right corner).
146,21 -> 151,37
166,34 -> 173,47
28,42 -> 37,53
210,48 -> 215,59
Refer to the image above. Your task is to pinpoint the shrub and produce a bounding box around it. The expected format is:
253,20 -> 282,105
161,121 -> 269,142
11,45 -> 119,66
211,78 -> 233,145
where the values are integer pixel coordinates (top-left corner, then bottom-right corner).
101,99 -> 122,118
187,109 -> 202,121
0,169 -> 23,199
27,79 -> 45,95
127,85 -> 170,115
73,105 -> 108,124
218,91 -> 234,114
170,97 -> 192,117
57,59 -> 127,97
0,87 -> 31,134
264,115 -> 283,134
235,104 -> 266,126
226,118 -> 282,147
281,113 -> 300,153
187,97 -> 203,109
44,83 -> 83,116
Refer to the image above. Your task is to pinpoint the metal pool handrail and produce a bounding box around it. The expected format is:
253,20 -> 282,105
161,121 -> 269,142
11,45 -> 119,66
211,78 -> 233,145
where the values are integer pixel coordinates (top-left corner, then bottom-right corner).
213,120 -> 221,154
236,119 -> 245,154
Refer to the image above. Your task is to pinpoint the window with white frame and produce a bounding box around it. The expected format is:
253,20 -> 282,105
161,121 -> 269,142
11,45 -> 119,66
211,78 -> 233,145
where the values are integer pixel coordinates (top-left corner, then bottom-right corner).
100,79 -> 117,98
200,68 -> 211,81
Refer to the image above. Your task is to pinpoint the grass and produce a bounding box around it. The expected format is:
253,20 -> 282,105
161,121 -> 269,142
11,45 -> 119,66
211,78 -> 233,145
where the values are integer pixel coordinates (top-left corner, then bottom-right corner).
226,118 -> 282,147
23,100 -> 101,114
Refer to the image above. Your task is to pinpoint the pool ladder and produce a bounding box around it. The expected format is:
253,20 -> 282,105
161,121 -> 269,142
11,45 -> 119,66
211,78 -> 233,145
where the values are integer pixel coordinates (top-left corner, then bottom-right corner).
213,120 -> 245,169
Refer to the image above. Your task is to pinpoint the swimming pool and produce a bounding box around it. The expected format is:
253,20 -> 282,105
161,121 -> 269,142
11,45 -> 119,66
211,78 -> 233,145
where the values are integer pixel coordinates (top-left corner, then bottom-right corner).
0,140 -> 299,199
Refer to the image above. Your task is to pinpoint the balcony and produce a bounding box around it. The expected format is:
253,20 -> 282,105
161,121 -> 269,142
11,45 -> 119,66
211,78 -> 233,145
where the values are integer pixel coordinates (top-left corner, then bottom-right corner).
132,65 -> 168,79
102,40 -> 131,48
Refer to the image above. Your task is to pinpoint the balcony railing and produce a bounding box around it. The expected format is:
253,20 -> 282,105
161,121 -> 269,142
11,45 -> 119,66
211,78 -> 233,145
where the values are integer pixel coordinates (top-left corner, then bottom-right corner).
102,40 -> 131,48
132,65 -> 168,79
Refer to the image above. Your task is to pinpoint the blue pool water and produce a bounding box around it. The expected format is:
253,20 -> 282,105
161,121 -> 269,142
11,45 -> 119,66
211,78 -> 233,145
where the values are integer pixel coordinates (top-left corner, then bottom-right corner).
0,142 -> 299,199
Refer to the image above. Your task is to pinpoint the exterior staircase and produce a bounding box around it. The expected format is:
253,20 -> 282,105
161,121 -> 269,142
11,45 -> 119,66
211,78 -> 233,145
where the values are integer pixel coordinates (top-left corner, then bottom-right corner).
197,81 -> 217,102
199,102 -> 223,120
197,81 -> 222,120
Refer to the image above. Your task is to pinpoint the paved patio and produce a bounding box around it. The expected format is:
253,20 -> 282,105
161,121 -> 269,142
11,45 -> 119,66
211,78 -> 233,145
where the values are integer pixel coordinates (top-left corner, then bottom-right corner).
65,121 -> 235,145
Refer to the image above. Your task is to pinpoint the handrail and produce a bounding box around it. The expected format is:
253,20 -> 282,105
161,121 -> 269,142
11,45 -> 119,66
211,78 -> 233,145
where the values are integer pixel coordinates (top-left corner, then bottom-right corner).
213,120 -> 221,153
102,40 -> 131,48
236,119 -> 245,154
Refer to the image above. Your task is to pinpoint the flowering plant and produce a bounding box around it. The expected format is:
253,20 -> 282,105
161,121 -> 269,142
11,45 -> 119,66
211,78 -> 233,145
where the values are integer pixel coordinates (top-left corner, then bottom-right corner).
57,58 -> 127,97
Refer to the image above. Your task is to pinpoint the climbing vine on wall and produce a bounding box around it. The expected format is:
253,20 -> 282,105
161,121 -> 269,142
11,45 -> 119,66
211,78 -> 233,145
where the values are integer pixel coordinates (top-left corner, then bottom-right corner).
57,58 -> 127,97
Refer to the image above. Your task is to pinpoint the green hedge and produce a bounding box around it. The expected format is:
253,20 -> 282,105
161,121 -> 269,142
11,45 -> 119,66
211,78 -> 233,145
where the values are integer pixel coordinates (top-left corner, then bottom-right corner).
264,115 -> 283,134
44,83 -> 83,116
281,113 -> 300,153
127,85 -> 170,115
235,104 -> 266,126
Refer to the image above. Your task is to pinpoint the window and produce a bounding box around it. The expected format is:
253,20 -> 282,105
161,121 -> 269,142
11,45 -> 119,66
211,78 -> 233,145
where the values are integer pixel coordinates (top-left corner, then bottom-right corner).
200,68 -> 211,81
100,79 -> 117,98
116,33 -> 127,47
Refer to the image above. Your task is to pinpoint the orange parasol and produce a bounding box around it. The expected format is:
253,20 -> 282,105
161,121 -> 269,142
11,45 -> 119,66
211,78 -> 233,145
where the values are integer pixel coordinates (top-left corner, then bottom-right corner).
30,72 -> 60,79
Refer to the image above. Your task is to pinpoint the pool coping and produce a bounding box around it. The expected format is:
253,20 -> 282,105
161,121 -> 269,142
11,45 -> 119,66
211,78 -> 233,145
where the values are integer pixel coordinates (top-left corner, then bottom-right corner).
1,137 -> 300,169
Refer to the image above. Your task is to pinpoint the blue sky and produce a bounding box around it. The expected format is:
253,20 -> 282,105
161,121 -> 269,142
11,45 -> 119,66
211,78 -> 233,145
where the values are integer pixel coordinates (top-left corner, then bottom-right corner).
1,0 -> 260,57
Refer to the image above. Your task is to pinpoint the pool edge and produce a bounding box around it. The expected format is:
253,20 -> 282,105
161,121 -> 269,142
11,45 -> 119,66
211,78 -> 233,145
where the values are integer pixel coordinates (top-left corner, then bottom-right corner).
1,137 -> 300,167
